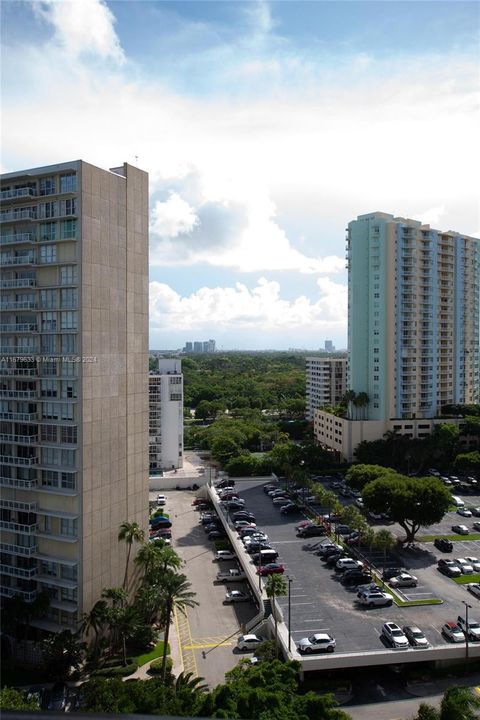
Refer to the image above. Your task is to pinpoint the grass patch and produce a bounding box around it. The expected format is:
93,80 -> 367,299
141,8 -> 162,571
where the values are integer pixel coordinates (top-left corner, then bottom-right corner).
419,533 -> 480,542
133,641 -> 169,667
453,574 -> 480,585
397,598 -> 444,606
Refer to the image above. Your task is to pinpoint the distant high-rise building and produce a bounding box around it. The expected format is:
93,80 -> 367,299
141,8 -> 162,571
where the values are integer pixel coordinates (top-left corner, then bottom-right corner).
324,340 -> 335,353
184,342 -> 193,353
314,212 -> 479,460
193,341 -> 203,353
306,357 -> 346,420
149,359 -> 183,471
0,160 -> 149,631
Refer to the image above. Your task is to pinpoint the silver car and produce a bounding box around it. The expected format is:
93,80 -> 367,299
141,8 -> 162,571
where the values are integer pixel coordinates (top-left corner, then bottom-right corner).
297,633 -> 336,654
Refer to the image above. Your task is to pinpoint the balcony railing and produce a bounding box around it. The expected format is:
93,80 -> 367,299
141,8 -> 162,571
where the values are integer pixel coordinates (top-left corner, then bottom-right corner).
0,278 -> 36,289
0,542 -> 37,556
0,476 -> 37,489
0,346 -> 39,354
0,411 -> 38,421
0,563 -> 37,579
0,520 -> 38,534
0,587 -> 37,602
0,389 -> 38,399
0,434 -> 38,444
0,232 -> 35,245
0,455 -> 39,466
0,301 -> 37,310
0,498 -> 37,512
0,188 -> 37,201
0,368 -> 38,377
0,209 -> 36,222
0,255 -> 36,266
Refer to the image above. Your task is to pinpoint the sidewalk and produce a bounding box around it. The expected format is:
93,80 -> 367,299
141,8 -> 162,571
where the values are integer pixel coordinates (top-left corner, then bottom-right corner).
406,669 -> 480,698
125,618 -> 184,681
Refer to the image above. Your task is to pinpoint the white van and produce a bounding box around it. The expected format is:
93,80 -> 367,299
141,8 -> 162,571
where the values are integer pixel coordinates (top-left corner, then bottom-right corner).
451,496 -> 465,508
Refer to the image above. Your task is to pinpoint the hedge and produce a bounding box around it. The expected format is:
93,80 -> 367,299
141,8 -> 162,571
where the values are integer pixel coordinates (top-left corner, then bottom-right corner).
91,662 -> 138,678
148,657 -> 173,675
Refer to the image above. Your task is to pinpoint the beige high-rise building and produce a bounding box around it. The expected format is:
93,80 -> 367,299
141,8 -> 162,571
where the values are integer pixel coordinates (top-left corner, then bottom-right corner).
305,356 -> 347,420
0,160 -> 149,632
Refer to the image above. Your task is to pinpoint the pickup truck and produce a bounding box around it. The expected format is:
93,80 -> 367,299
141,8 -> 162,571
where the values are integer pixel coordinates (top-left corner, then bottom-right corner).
216,568 -> 246,583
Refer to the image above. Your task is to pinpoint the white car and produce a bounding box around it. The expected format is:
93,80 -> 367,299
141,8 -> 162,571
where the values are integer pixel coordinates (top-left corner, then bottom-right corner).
225,590 -> 250,603
272,497 -> 292,506
465,557 -> 480,572
458,508 -> 473,517
382,622 -> 409,649
468,583 -> 480,599
213,550 -> 236,561
234,521 -> 256,530
458,614 -> 480,641
297,633 -> 336,654
357,590 -> 393,607
335,558 -> 363,572
156,494 -> 167,505
243,533 -> 269,545
456,558 -> 474,574
389,573 -> 418,588
236,634 -> 265,651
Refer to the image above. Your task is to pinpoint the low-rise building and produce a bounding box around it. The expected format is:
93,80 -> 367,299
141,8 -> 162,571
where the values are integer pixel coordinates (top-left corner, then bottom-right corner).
306,357 -> 347,421
149,359 -> 183,472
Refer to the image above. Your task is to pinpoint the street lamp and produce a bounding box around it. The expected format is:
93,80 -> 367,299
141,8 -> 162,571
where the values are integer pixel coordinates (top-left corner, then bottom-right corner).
462,600 -> 472,674
287,577 -> 293,653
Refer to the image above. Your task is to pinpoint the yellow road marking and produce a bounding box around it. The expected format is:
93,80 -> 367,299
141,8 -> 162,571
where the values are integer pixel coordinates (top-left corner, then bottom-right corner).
175,608 -> 198,676
183,641 -> 234,650
173,607 -> 184,674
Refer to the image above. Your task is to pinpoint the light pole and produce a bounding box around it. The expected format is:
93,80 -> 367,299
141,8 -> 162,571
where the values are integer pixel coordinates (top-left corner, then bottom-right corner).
463,600 -> 472,674
287,577 -> 292,653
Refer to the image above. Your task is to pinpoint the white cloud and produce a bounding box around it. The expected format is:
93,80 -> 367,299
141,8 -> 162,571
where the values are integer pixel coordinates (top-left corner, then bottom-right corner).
32,0 -> 125,63
150,193 -> 199,239
149,276 -> 347,332
416,205 -> 446,227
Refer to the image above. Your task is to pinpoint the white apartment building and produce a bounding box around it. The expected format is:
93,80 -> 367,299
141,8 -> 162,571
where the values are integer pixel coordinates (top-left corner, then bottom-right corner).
0,160 -> 149,633
149,359 -> 183,472
306,357 -> 347,421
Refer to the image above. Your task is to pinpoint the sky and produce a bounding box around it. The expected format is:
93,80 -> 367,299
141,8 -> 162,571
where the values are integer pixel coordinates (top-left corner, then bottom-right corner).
1,0 -> 479,350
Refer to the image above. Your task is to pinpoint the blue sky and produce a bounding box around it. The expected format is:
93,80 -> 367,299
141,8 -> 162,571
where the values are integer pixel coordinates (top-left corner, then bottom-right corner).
1,0 -> 479,350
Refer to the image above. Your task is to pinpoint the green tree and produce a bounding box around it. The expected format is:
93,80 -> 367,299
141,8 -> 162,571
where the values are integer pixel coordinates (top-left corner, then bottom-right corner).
118,521 -> 145,593
344,389 -> 357,420
413,704 -> 440,720
41,630 -> 86,680
439,686 -> 480,720
355,392 -> 369,420
0,688 -> 41,711
345,464 -> 395,491
160,571 -> 198,681
362,474 -> 452,544
265,574 -> 288,655
454,451 -> 480,476
79,599 -> 109,665
373,529 -> 396,577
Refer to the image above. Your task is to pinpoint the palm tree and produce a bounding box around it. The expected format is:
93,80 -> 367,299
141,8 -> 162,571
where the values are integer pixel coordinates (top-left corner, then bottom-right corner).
160,571 -> 198,681
265,574 -> 288,656
79,600 -> 108,665
118,521 -> 145,593
440,686 -> 480,720
356,392 -> 369,420
40,630 -> 86,680
344,390 -> 357,420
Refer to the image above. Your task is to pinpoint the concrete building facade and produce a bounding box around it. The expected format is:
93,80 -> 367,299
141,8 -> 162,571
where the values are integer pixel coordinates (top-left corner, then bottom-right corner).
149,359 -> 183,472
0,160 -> 149,632
305,356 -> 347,421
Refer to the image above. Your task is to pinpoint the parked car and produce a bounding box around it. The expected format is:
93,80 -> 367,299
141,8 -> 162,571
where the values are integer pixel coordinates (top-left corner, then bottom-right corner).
268,489 -> 288,498
317,544 -> 343,558
214,550 -> 236,561
243,532 -> 269,544
442,621 -> 465,643
382,622 -> 409,649
467,583 -> 480,599
295,520 -> 312,530
272,497 -> 292,506
234,520 -> 257,530
297,524 -> 327,538
457,507 -> 473,517
223,500 -> 246,510
335,558 -> 363,572
434,538 -> 453,552
336,525 -> 352,536
455,558 -> 474,574
204,522 -> 222,533
457,614 -> 480,641
208,530 -> 226,540
251,549 -> 279,565
403,625 -> 429,648
438,558 -> 462,577
263,484 -> 276,493
150,516 -> 172,529
280,503 -> 300,515
389,573 -> 418,588
236,634 -> 265,651
246,543 -> 273,555
216,479 -> 235,489
219,492 -> 240,501
470,507 -> 480,517
297,633 -> 336,654
257,563 -> 286,576
382,567 -> 405,581
474,521 -> 480,531
156,494 -> 167,505
341,571 -> 373,586
224,590 -> 250,603
232,511 -> 255,521
357,590 -> 394,607
452,524 -> 470,535
240,527 -> 263,538
325,552 -> 346,567
216,568 -> 246,583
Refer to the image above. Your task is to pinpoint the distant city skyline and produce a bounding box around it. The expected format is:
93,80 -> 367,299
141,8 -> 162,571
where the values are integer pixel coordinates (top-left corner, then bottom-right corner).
2,0 -> 478,349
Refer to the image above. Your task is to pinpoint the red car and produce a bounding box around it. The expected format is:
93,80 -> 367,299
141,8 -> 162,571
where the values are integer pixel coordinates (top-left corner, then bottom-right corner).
295,520 -> 311,530
257,563 -> 286,576
219,492 -> 239,501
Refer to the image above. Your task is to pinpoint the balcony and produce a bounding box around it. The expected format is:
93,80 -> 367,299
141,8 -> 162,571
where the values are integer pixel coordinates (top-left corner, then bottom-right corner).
0,520 -> 38,534
0,278 -> 36,289
0,434 -> 38,444
0,587 -> 37,602
0,255 -> 36,267
0,301 -> 37,310
0,542 -> 37,556
0,563 -> 37,579
0,455 -> 39,466
0,209 -> 36,223
0,499 -> 37,513
0,232 -> 35,245
0,345 -> 39,354
0,368 -> 38,377
0,389 -> 38,399
0,188 -> 37,201
0,476 -> 37,489
0,411 -> 37,421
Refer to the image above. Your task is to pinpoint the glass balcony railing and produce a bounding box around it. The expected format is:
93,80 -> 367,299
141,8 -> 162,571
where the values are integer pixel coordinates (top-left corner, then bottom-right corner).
0,519 -> 38,534
0,188 -> 37,201
0,278 -> 36,289
0,455 -> 39,466
0,542 -> 37,556
0,476 -> 37,489
0,564 -> 37,579
0,232 -> 35,245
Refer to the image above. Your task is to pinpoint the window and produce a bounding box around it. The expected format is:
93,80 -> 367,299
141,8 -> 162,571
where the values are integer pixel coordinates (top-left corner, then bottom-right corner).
60,311 -> 77,330
61,380 -> 77,398
61,472 -> 76,490
61,518 -> 78,537
60,361 -> 77,377
60,266 -> 77,285
39,177 -> 55,196
41,361 -> 57,377
40,222 -> 56,241
60,288 -> 77,309
41,335 -> 57,353
40,289 -> 57,309
42,402 -> 58,420
40,245 -> 57,264
41,312 -> 57,331
43,447 -> 59,466
41,470 -> 58,488
61,564 -> 77,581
40,426 -> 57,442
61,426 -> 77,444
60,173 -> 77,193
61,587 -> 77,603
61,335 -> 76,354
60,198 -> 76,216
60,219 -> 77,239
41,380 -> 57,398
38,201 -> 57,219
40,560 -> 57,576
170,393 -> 182,401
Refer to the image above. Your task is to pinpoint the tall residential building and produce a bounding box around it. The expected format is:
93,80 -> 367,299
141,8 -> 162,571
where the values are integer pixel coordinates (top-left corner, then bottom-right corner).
193,341 -> 203,353
184,342 -> 193,353
0,160 -> 149,633
149,359 -> 183,472
305,357 -> 346,420
347,212 -> 479,420
324,340 -> 335,353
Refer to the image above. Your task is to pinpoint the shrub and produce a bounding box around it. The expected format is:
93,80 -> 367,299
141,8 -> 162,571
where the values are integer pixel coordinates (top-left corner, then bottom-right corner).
92,662 -> 138,678
148,657 -> 173,675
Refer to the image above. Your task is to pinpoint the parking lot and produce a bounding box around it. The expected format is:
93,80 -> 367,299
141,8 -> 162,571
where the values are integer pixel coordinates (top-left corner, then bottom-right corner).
226,479 -> 480,656
149,489 -> 261,686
